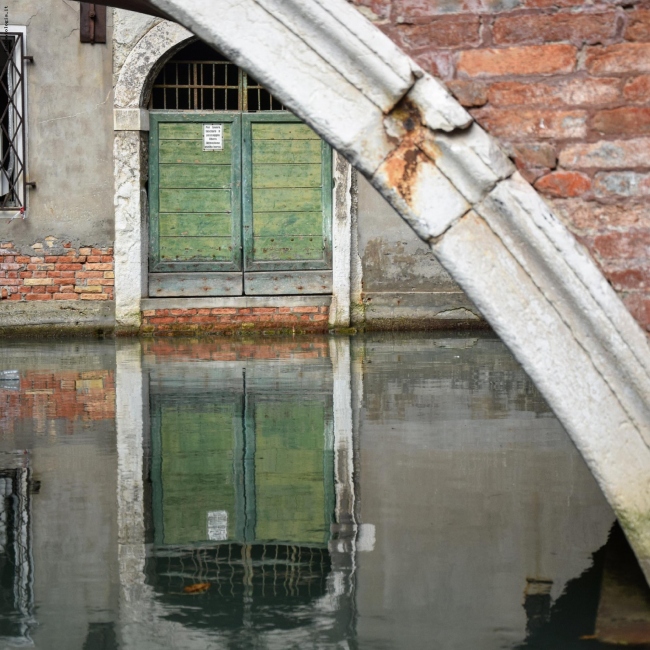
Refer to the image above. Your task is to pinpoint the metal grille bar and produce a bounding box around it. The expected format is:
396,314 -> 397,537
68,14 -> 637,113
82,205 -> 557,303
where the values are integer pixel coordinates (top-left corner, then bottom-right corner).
150,59 -> 286,112
0,34 -> 25,211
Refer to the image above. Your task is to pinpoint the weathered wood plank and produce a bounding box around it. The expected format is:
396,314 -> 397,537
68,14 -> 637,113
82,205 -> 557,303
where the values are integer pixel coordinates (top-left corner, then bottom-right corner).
252,140 -> 321,164
160,139 -> 233,164
159,164 -> 232,189
159,122 -> 233,140
252,122 -> 319,140
253,163 -> 321,189
253,188 -> 321,212
159,188 -> 231,213
251,211 -> 322,236
252,236 -> 324,261
245,270 -> 332,294
159,213 -> 233,237
160,236 -> 234,261
149,272 -> 243,297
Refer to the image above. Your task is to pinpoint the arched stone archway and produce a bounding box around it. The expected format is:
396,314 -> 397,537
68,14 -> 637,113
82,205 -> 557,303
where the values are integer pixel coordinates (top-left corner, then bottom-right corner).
106,0 -> 650,580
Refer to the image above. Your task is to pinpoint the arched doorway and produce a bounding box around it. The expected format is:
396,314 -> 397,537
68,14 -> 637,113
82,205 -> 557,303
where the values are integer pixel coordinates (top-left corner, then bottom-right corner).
147,41 -> 333,298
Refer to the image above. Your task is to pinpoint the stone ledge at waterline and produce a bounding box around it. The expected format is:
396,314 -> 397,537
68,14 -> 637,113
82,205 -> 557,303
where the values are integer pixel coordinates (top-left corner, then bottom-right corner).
0,301 -> 115,337
360,291 -> 488,330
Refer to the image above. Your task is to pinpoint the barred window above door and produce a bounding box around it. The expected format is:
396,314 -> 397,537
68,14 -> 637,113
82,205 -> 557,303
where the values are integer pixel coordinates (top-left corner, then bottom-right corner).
149,40 -> 286,112
0,33 -> 26,211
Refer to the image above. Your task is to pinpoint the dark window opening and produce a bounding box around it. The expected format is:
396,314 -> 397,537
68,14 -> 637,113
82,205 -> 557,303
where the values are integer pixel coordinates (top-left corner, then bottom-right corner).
0,34 -> 25,211
149,40 -> 286,112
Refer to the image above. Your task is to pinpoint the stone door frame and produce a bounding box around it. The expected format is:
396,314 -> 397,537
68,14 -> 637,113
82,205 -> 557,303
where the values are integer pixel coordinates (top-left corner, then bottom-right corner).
113,20 -> 354,330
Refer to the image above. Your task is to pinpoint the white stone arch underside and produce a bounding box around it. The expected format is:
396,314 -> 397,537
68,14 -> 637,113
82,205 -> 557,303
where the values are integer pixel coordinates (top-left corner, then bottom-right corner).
113,18 -> 354,329
109,0 -> 650,580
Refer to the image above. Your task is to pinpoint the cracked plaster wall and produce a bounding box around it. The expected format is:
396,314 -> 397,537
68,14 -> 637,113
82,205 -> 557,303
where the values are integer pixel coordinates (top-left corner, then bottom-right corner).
1,0 -> 114,254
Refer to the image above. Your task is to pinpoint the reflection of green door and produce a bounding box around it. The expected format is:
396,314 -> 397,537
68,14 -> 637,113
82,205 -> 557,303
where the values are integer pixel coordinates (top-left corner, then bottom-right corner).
149,112 -> 332,298
151,390 -> 334,548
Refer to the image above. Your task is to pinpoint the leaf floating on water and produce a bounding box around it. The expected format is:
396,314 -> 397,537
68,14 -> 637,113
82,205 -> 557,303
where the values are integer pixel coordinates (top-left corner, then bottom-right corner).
183,582 -> 211,594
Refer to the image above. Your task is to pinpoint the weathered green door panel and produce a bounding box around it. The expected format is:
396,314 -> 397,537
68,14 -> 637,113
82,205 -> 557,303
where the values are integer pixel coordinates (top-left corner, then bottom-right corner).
253,188 -> 322,212
253,236 -> 324,261
251,122 -> 319,140
149,272 -> 243,298
159,213 -> 233,238
159,122 -> 231,139
244,271 -> 332,295
149,112 -> 242,275
159,164 -> 232,189
242,113 -> 333,274
160,236 -> 234,262
253,164 -> 321,188
159,188 -> 232,213
159,139 -> 234,165
252,212 -> 323,237
251,139 -> 322,164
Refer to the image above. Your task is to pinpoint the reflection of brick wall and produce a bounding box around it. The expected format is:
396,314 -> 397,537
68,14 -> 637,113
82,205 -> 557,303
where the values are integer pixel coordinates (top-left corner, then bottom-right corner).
144,338 -> 330,361
0,243 -> 114,302
141,306 -> 330,335
351,0 -> 650,331
0,371 -> 116,435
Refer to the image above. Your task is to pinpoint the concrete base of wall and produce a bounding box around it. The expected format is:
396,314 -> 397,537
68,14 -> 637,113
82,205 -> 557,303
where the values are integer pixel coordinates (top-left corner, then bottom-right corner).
0,301 -> 115,337
360,291 -> 488,330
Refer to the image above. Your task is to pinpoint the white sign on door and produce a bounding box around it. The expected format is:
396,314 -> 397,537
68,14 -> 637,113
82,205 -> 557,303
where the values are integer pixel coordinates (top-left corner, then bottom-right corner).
203,124 -> 224,151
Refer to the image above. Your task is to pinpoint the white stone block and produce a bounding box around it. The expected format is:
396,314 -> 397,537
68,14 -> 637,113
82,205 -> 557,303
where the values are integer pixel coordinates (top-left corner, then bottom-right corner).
373,151 -> 469,240
114,108 -> 150,132
407,74 -> 472,132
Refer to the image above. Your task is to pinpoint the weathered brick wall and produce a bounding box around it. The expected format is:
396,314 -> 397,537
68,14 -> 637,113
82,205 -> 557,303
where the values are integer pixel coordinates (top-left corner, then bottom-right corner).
0,370 -> 116,435
141,305 -> 330,335
0,243 -> 114,302
351,0 -> 650,330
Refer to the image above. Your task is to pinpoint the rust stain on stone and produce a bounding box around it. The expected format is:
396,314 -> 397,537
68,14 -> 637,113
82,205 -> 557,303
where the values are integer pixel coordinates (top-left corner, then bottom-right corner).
382,96 -> 440,208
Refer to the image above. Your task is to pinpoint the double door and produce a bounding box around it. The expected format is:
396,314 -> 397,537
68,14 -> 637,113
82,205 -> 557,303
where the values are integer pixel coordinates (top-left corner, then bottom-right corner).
148,112 -> 333,297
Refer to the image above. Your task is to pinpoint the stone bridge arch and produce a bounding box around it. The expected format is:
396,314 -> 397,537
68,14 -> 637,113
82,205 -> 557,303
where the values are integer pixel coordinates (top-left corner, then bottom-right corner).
102,0 -> 650,579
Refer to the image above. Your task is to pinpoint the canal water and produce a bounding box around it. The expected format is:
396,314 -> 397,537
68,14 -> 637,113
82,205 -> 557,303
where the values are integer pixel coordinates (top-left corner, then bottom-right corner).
0,332 -> 646,649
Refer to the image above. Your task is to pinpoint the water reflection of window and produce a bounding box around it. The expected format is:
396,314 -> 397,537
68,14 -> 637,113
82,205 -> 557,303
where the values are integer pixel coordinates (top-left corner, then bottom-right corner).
0,465 -> 34,646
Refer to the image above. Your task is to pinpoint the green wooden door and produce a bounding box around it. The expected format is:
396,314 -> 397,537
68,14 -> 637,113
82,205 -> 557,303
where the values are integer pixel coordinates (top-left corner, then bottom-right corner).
149,112 -> 332,298
242,114 -> 332,295
149,113 -> 243,298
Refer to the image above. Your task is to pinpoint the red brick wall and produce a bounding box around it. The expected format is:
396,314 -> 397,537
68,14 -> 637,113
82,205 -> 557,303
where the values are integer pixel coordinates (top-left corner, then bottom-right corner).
0,370 -> 116,435
351,0 -> 650,331
0,243 -> 114,302
141,305 -> 330,335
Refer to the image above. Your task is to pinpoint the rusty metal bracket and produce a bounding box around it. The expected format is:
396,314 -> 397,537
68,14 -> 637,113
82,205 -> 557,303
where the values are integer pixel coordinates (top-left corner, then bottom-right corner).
80,3 -> 107,44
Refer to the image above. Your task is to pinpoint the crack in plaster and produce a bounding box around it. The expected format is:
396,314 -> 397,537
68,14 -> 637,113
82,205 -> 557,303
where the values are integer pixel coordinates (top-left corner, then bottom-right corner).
38,88 -> 112,125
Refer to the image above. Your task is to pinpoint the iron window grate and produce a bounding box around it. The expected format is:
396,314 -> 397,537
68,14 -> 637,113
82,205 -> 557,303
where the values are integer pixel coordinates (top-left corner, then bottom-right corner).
149,45 -> 286,112
0,33 -> 25,211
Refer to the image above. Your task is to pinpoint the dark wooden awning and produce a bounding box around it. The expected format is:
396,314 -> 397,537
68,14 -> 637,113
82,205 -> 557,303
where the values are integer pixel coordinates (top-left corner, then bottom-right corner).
73,0 -> 174,20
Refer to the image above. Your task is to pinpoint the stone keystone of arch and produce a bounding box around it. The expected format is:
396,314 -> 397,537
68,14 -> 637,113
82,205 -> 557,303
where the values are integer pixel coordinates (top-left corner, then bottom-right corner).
103,0 -> 650,579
